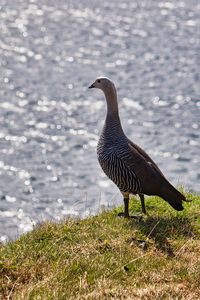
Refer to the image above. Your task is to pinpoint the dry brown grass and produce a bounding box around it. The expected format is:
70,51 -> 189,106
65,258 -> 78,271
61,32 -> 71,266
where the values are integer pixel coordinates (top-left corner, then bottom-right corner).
0,191 -> 200,299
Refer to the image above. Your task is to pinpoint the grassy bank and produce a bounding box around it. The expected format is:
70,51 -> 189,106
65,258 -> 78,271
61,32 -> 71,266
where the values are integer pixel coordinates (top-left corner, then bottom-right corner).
0,191 -> 200,299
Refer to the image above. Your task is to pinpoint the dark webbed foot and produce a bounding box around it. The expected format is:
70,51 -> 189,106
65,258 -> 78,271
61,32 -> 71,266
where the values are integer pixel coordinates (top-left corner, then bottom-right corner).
118,212 -> 127,217
117,212 -> 143,221
129,214 -> 143,221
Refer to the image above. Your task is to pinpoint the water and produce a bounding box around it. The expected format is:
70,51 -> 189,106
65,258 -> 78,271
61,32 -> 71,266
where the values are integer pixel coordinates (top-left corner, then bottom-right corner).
0,0 -> 199,241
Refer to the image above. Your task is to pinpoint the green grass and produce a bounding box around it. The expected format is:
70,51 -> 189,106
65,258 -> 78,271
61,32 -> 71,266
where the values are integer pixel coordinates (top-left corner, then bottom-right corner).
0,190 -> 200,299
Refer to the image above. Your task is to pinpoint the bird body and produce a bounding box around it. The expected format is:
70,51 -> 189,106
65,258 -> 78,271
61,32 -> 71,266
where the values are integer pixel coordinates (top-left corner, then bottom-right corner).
97,117 -> 142,195
89,77 -> 187,216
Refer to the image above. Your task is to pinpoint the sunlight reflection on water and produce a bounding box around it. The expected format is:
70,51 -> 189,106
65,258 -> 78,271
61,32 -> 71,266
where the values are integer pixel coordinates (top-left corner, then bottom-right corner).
0,0 -> 199,240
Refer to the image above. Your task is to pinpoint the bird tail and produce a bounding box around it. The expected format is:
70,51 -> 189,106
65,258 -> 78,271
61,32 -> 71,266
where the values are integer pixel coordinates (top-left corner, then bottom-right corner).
161,185 -> 188,211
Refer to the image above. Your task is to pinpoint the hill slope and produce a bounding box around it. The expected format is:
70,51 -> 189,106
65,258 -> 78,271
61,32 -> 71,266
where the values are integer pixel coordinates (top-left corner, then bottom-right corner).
0,191 -> 200,299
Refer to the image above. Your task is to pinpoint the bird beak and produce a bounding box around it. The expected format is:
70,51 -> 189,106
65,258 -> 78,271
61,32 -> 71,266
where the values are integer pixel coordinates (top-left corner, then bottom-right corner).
88,83 -> 95,89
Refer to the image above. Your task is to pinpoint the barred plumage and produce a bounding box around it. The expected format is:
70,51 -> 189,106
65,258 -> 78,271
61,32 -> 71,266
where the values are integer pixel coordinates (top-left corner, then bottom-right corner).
97,140 -> 142,194
89,77 -> 188,217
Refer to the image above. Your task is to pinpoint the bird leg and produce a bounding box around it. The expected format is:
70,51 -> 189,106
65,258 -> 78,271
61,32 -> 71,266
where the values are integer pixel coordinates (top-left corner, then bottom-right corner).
124,197 -> 129,217
139,194 -> 146,214
118,197 -> 143,220
117,197 -> 129,217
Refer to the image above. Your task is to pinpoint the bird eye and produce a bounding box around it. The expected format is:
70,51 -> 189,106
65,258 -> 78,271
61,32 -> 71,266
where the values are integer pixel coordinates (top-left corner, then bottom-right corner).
97,79 -> 101,83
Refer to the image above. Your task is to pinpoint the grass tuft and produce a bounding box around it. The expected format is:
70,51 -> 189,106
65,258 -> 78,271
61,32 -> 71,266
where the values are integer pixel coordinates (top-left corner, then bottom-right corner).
0,191 -> 200,299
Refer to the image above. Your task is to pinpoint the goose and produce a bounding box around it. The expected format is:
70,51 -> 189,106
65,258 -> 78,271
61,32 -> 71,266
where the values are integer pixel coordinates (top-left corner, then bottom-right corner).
89,77 -> 187,217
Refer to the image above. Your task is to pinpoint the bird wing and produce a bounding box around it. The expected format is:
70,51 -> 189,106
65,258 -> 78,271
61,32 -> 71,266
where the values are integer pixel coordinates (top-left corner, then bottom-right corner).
120,143 -> 171,195
127,139 -> 166,177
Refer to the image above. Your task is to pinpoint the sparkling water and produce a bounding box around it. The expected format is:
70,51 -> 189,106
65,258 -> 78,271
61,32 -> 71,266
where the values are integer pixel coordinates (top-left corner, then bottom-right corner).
0,0 -> 199,240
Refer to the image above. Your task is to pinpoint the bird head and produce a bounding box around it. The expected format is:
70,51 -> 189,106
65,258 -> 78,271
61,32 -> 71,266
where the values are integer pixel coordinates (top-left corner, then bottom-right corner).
89,77 -> 115,92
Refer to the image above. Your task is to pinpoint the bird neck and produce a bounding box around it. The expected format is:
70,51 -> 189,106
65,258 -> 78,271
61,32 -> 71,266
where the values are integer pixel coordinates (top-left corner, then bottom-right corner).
103,87 -> 124,138
103,86 -> 119,116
